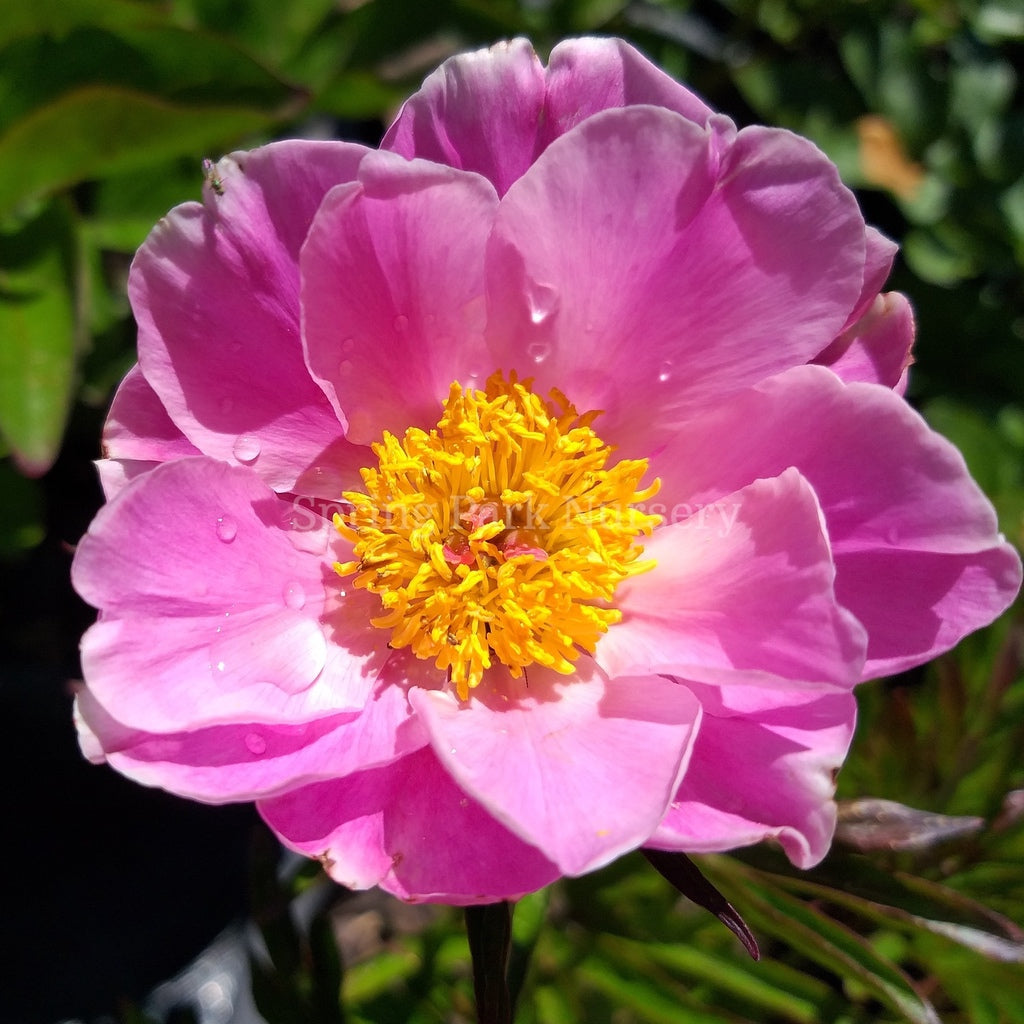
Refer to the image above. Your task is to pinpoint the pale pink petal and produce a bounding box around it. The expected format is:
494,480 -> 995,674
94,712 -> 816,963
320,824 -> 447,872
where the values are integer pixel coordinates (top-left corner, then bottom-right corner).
75,677 -> 426,803
381,39 -> 546,196
301,152 -> 498,444
409,667 -> 702,877
649,691 -> 856,868
597,469 -> 866,687
73,458 -> 389,730
651,365 -> 1022,675
815,292 -> 915,390
485,110 -> 867,450
131,140 -> 367,495
259,746 -> 560,904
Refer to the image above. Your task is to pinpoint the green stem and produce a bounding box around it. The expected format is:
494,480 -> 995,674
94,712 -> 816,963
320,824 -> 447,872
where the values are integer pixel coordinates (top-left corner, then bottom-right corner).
465,901 -> 514,1024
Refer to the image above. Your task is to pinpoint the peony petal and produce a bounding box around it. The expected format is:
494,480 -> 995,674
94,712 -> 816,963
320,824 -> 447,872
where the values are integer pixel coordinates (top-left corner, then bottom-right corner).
650,365 -> 1021,674
381,37 -> 713,196
381,39 -> 547,197
410,667 -> 702,877
75,675 -> 426,803
103,364 -> 200,462
833,546 -> 1022,677
485,109 -> 868,451
542,36 -> 713,141
301,152 -> 498,444
259,746 -> 560,904
814,291 -> 915,390
843,225 -> 898,329
73,458 -> 389,730
597,469 -> 867,687
130,140 -> 367,495
648,690 -> 856,868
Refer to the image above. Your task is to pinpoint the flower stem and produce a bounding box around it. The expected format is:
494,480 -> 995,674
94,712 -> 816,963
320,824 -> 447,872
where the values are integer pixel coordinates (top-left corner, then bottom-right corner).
465,900 -> 514,1024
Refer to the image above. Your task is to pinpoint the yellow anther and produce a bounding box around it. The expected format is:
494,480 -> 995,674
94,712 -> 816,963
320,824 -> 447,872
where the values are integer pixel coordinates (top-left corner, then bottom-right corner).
335,372 -> 660,700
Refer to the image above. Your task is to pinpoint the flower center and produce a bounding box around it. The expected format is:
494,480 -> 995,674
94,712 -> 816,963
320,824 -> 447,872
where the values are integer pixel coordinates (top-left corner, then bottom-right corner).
334,372 -> 660,700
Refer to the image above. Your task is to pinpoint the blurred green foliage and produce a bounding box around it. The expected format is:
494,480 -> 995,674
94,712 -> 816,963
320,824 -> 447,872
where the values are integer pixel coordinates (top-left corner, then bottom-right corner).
3,0 -> 1022,1021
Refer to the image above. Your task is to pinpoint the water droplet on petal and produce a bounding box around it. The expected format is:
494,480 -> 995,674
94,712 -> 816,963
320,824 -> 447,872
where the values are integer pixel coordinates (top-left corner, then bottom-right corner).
657,361 -> 673,383
341,336 -> 355,355
338,359 -> 353,377
527,282 -> 558,325
232,435 -> 261,463
214,660 -> 227,673
527,341 -> 550,365
283,581 -> 306,610
459,798 -> 469,808
393,314 -> 410,334
216,515 -> 237,543
245,732 -> 267,755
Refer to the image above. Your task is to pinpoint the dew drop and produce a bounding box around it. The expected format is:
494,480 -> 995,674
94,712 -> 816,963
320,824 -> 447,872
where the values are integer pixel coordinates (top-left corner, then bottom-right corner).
459,798 -> 469,808
214,660 -> 227,673
527,341 -> 550,365
338,359 -> 353,377
527,282 -> 558,325
283,581 -> 306,610
232,435 -> 261,463
215,514 -> 237,543
245,732 -> 267,755
657,361 -> 673,383
393,313 -> 410,334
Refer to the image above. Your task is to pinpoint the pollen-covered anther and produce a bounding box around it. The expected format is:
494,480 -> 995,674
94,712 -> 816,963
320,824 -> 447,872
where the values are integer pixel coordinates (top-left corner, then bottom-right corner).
334,371 -> 661,700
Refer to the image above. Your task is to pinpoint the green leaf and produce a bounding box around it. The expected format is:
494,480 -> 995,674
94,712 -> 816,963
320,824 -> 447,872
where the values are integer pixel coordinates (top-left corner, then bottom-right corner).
0,198 -> 77,474
0,0 -> 159,49
701,857 -> 941,1024
0,85 -> 273,217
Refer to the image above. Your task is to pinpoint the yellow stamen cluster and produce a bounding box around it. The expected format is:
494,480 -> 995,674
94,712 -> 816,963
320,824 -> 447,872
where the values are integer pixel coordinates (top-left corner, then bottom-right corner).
334,372 -> 660,700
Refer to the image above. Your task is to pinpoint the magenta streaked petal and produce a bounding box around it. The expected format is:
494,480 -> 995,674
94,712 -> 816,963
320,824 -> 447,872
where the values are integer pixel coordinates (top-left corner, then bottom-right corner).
131,140 -> 367,495
381,39 -> 546,197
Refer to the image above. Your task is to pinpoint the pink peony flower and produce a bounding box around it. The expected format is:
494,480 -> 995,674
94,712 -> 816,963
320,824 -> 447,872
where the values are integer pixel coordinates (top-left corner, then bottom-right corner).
72,38 -> 1021,904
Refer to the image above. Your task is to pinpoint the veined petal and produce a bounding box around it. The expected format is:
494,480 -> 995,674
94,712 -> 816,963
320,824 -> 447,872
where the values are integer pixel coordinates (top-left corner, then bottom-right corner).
597,469 -> 867,687
410,667 -> 702,877
381,37 -> 713,196
301,152 -> 498,445
131,140 -> 367,496
485,109 -> 867,451
259,746 -> 561,904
